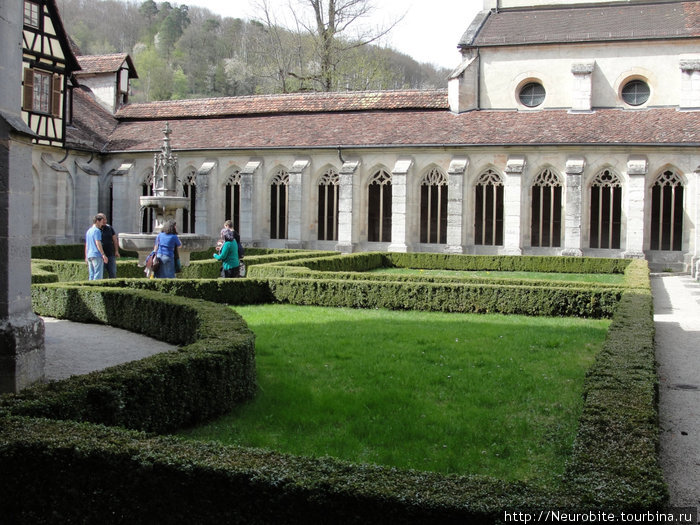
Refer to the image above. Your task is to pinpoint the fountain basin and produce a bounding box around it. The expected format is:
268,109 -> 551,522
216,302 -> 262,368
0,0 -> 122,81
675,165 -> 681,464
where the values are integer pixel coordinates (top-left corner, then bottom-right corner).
140,195 -> 191,211
119,233 -> 212,266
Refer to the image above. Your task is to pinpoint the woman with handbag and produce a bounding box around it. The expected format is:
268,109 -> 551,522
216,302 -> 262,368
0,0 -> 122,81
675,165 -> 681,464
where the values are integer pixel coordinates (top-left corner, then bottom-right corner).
153,220 -> 182,279
213,229 -> 240,278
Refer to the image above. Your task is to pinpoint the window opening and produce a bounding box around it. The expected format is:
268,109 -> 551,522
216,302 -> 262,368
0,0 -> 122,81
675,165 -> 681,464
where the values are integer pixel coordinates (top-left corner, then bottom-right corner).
474,169 -> 504,246
420,168 -> 448,244
270,169 -> 289,240
531,169 -> 562,248
519,82 -> 546,107
589,169 -> 622,249
225,170 -> 241,233
318,168 -> 339,241
24,1 -> 40,27
621,80 -> 650,106
182,170 -> 196,234
650,170 -> 683,251
368,169 -> 392,243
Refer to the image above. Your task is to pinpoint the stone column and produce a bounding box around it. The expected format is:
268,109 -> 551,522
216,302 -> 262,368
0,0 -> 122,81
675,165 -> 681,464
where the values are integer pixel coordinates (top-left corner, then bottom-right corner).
445,157 -> 468,254
286,158 -> 309,249
693,165 -> 700,278
336,160 -> 360,253
196,161 -> 216,237
0,1 -> 44,393
562,157 -> 585,256
107,162 -> 133,233
623,156 -> 648,259
239,160 -> 261,246
388,158 -> 413,253
502,156 -> 525,255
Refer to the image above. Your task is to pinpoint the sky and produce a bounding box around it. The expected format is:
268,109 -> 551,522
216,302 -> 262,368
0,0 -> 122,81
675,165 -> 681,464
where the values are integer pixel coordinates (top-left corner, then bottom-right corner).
178,0 -> 483,69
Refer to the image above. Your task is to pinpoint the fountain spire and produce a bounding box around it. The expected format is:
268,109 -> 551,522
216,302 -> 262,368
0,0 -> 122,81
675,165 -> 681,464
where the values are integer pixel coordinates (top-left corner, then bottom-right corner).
153,122 -> 178,196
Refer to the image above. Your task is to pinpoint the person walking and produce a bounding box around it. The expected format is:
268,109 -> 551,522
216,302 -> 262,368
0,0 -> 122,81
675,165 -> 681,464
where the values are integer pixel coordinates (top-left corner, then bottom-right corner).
101,217 -> 120,278
153,220 -> 182,279
85,214 -> 108,280
213,229 -> 240,278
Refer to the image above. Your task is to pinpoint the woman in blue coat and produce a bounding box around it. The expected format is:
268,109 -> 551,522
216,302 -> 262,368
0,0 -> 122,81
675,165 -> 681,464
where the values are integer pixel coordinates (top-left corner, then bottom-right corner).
213,229 -> 240,277
153,220 -> 182,279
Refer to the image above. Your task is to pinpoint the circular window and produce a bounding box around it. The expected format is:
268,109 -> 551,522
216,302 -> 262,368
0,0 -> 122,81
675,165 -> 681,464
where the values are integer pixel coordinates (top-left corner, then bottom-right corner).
519,82 -> 546,107
621,79 -> 650,106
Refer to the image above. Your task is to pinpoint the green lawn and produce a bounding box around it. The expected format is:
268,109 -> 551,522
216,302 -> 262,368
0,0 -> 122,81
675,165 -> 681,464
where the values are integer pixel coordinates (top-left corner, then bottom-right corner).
179,305 -> 609,488
371,267 -> 627,284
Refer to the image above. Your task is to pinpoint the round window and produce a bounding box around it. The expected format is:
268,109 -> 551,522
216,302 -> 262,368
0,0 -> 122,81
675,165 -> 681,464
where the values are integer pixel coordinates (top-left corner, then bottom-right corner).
519,82 -> 546,107
621,79 -> 650,106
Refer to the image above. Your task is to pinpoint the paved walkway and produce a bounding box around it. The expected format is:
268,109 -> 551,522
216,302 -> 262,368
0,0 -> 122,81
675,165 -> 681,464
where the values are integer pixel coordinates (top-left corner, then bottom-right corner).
42,317 -> 176,380
40,276 -> 700,506
652,274 -> 700,508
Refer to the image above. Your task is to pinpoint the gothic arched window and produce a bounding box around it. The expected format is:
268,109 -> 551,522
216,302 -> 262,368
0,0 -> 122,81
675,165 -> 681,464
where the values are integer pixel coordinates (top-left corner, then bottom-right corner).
182,169 -> 196,234
420,167 -> 448,244
531,169 -> 562,247
270,169 -> 289,239
141,171 -> 154,233
474,169 -> 504,246
318,168 -> 339,241
589,169 -> 622,249
650,170 -> 683,251
225,170 -> 241,233
368,169 -> 392,243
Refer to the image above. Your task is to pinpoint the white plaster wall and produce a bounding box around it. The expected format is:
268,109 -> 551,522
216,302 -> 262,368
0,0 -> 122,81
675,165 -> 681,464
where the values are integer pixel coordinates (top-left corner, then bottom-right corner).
78,75 -> 116,113
479,40 -> 699,110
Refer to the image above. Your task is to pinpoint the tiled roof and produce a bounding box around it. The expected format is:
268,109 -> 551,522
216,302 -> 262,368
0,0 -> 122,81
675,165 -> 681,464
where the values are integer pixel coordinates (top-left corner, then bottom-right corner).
75,54 -> 137,78
461,1 -> 700,47
66,86 -> 119,151
115,90 -> 449,119
105,107 -> 699,152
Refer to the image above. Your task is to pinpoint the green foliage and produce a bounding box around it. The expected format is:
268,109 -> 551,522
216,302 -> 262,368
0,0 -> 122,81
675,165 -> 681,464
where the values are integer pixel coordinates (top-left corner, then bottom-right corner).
8,250 -> 665,516
2,283 -> 256,434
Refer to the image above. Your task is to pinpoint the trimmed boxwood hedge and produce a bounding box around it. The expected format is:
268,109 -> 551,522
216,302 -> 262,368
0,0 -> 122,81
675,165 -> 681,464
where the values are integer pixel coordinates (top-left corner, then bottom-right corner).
1,252 -> 665,520
1,284 -> 256,434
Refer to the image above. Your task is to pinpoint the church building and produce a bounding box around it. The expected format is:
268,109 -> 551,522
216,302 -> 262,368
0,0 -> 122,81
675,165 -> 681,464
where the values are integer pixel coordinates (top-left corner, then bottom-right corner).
20,0 -> 700,271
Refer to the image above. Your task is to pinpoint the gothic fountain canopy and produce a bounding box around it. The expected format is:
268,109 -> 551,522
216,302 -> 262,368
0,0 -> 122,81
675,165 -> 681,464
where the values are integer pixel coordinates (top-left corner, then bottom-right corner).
118,123 -> 211,266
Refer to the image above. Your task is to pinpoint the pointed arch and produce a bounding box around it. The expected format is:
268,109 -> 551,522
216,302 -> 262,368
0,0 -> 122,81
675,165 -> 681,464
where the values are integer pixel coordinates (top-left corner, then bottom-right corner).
181,166 -> 197,234
141,169 -> 155,233
270,167 -> 289,240
650,167 -> 684,251
420,165 -> 448,244
589,167 -> 622,249
317,165 -> 340,241
531,167 -> 562,247
474,168 -> 504,246
367,168 -> 392,243
224,167 -> 242,233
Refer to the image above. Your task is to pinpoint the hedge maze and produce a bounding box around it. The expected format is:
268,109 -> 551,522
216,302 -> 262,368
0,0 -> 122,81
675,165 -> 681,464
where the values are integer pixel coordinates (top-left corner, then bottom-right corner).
0,248 -> 665,522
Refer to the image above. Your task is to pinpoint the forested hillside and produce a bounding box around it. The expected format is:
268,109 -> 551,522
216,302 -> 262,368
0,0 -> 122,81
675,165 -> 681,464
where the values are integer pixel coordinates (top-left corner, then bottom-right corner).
56,0 -> 450,102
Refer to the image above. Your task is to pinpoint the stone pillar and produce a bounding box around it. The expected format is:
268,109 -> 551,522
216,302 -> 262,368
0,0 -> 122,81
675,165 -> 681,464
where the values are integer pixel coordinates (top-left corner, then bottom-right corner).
336,160 -> 360,253
239,160 -> 261,246
0,0 -> 45,393
107,162 -> 133,233
571,62 -> 594,112
286,158 -> 309,249
196,161 -> 216,237
562,157 -> 585,256
502,156 -> 525,255
680,56 -> 700,110
623,156 -> 648,259
445,157 -> 468,253
388,158 -> 413,253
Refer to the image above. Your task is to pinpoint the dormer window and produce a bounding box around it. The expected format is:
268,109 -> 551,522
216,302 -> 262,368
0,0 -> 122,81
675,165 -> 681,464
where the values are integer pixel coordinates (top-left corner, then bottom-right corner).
519,82 -> 546,108
24,1 -> 40,28
621,79 -> 650,106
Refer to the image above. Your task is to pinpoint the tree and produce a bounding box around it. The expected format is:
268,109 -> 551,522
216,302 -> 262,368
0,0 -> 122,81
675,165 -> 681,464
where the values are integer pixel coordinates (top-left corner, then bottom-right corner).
254,0 -> 404,92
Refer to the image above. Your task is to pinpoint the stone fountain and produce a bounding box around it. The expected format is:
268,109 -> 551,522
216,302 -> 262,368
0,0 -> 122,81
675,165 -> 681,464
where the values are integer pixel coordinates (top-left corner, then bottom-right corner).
119,123 -> 211,266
